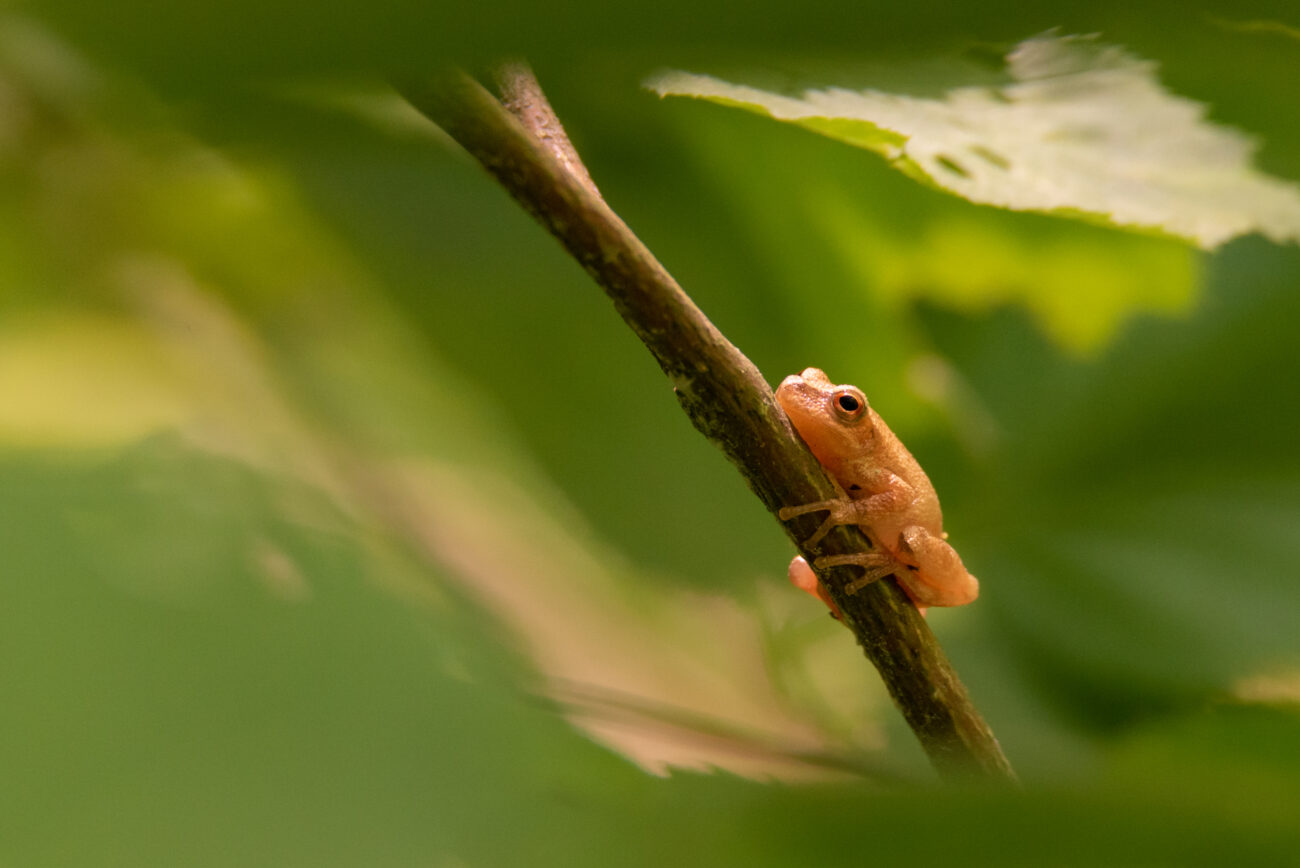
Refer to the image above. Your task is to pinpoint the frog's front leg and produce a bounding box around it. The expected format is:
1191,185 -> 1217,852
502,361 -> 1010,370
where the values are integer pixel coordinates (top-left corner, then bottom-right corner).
777,498 -> 858,548
777,473 -> 913,547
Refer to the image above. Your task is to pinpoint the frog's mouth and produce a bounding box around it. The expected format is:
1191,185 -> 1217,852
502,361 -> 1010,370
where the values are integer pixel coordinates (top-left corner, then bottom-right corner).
775,374 -> 810,409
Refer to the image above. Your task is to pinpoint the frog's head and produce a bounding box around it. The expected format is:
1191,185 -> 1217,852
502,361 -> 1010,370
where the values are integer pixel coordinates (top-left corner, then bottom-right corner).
775,367 -> 877,474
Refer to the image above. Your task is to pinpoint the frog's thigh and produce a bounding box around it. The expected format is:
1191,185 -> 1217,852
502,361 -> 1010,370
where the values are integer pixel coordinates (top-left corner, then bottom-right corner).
896,527 -> 979,607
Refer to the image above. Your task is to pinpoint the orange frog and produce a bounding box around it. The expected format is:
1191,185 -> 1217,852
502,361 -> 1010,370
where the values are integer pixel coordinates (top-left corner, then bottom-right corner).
776,368 -> 978,617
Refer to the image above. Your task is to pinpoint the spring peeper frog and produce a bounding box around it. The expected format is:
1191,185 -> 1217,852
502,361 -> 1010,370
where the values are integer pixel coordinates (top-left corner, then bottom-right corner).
776,368 -> 978,616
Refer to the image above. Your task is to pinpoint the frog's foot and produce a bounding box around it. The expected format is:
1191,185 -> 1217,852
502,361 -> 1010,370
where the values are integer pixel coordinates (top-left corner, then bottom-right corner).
778,497 -> 857,547
791,553 -> 929,619
893,527 -> 979,608
788,555 -> 841,620
812,552 -> 902,595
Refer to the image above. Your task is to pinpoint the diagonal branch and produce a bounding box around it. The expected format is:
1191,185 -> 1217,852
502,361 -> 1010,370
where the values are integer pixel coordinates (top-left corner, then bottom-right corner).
396,64 -> 1016,782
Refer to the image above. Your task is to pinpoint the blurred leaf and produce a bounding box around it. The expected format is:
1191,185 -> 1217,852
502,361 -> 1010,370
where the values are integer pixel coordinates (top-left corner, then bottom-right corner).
808,182 -> 1199,354
651,34 -> 1300,249
5,440 -> 1300,867
0,442 -> 531,866
0,26 -> 906,793
652,98 -> 1197,360
1211,16 -> 1300,42
925,238 -> 1300,727
5,4 -> 1300,864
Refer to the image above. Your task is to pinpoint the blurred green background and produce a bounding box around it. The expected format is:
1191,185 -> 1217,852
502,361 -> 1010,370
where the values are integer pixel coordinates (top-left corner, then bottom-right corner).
3,1 -> 1300,865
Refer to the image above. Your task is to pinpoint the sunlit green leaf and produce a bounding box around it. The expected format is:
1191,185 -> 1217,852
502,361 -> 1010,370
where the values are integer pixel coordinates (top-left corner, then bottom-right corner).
650,34 -> 1300,249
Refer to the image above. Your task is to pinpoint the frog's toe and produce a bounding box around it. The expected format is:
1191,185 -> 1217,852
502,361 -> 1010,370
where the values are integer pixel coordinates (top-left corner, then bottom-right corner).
812,551 -> 900,594
801,514 -> 840,547
778,498 -> 839,521
788,556 -> 841,619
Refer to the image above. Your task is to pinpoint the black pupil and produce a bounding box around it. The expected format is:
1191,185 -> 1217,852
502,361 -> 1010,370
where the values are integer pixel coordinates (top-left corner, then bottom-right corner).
837,394 -> 860,412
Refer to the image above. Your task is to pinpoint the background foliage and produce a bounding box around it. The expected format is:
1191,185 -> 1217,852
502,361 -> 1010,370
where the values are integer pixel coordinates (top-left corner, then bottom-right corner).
3,1 -> 1300,864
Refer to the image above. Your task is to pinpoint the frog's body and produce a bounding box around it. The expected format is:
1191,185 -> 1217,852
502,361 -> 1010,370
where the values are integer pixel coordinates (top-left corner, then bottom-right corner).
776,368 -> 978,614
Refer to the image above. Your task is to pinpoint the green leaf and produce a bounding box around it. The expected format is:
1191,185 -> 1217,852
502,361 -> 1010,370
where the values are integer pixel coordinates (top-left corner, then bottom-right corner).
6,444 -> 1299,866
650,34 -> 1300,250
927,238 -> 1300,727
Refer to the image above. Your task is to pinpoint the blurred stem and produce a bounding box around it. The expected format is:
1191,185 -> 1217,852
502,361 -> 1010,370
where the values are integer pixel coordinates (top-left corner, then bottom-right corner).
397,64 -> 1016,783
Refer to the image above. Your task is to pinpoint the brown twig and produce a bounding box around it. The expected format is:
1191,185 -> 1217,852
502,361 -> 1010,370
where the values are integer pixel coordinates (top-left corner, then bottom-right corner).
396,65 -> 1016,782
492,61 -> 604,203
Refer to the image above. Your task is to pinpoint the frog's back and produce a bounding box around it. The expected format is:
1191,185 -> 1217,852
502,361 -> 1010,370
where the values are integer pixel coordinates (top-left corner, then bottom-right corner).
874,415 -> 944,531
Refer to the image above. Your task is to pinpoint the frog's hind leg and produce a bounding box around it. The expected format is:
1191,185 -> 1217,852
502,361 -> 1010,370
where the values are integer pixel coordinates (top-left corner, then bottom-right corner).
894,526 -> 979,607
806,550 -> 931,617
812,551 -> 901,595
788,553 -> 900,621
788,556 -> 842,619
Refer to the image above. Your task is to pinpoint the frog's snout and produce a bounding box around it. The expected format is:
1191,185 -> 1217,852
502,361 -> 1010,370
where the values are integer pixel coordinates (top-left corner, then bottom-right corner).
777,368 -> 834,410
798,367 -> 832,387
777,372 -> 814,405
778,368 -> 829,392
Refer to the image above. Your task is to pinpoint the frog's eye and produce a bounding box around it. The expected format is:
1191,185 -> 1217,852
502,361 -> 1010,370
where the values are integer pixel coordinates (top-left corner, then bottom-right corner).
831,387 -> 868,422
